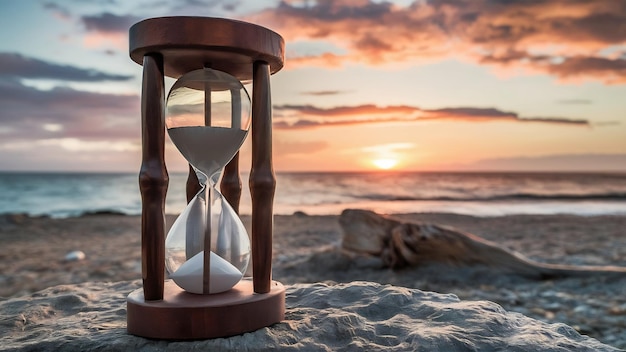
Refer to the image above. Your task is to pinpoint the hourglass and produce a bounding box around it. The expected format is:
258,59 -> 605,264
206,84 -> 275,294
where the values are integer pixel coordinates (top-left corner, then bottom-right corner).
165,68 -> 251,295
126,17 -> 285,340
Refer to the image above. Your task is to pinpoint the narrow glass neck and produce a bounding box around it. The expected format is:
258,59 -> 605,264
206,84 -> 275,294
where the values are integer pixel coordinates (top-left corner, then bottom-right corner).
194,167 -> 222,187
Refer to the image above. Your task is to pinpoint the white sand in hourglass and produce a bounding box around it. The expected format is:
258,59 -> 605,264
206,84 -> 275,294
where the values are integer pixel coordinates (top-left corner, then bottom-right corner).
168,126 -> 248,177
169,251 -> 242,294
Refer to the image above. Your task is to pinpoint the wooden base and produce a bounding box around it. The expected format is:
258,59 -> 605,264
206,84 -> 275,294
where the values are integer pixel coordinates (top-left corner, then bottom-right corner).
127,279 -> 285,340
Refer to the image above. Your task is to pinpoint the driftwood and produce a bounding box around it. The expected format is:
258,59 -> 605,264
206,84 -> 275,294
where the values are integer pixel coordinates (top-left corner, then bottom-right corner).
339,209 -> 626,279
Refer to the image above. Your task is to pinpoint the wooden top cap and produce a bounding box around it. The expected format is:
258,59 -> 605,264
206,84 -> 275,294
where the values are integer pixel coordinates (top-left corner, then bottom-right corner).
129,17 -> 284,80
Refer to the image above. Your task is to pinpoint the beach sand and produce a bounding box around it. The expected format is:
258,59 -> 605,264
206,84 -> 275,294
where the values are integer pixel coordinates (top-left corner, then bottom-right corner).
0,211 -> 625,348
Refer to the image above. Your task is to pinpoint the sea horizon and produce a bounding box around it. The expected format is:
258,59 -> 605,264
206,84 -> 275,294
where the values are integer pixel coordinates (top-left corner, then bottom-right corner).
1,170 -> 625,219
2,169 -> 626,175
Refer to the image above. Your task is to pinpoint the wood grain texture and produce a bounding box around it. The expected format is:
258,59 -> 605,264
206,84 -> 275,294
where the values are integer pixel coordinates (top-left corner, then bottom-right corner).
249,61 -> 276,294
129,17 -> 284,80
127,279 -> 285,339
185,164 -> 201,203
138,54 -> 168,301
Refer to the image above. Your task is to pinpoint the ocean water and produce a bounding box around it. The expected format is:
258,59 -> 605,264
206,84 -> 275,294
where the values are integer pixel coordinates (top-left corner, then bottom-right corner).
0,171 -> 625,218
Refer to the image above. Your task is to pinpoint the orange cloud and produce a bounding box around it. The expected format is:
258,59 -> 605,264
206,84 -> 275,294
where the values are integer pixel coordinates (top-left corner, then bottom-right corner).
250,0 -> 626,83
273,103 -> 590,129
544,56 -> 626,84
83,32 -> 128,49
300,89 -> 352,96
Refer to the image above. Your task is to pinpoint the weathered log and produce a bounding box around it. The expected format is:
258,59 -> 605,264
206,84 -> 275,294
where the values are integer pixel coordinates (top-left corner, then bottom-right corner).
339,209 -> 626,279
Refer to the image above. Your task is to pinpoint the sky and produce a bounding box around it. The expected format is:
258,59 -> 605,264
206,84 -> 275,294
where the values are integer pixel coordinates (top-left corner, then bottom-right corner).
0,0 -> 625,173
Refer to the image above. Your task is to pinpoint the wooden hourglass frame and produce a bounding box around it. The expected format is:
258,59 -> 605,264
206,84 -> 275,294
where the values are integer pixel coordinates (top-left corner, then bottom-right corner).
126,17 -> 285,340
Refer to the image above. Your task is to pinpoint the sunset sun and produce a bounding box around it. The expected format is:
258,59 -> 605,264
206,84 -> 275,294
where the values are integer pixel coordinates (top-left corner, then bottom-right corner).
372,158 -> 398,170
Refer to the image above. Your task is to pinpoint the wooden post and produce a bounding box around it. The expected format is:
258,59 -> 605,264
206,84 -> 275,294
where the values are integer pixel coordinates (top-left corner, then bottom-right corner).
249,61 -> 275,294
221,154 -> 242,214
138,53 -> 168,301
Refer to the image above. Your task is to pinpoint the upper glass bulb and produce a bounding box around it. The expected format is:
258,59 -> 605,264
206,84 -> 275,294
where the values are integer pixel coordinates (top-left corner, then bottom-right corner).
165,68 -> 251,179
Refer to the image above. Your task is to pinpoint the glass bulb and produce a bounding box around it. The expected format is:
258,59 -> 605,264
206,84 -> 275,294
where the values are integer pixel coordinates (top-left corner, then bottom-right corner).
164,68 -> 251,294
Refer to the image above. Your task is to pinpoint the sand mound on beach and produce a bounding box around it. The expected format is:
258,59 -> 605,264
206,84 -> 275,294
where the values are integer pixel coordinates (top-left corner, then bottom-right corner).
0,280 -> 619,352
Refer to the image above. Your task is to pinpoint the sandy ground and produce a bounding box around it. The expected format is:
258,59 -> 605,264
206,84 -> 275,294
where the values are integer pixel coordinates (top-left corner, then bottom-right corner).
0,211 -> 625,348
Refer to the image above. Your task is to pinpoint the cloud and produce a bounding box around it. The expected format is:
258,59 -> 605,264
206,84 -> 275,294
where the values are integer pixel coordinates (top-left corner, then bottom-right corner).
73,3 -> 242,48
81,12 -> 140,33
300,90 -> 351,96
79,12 -> 140,48
516,117 -> 590,125
0,52 -> 132,81
421,107 -> 589,125
274,104 -> 419,128
250,0 -> 626,83
422,107 -> 517,120
0,79 -> 139,141
286,52 -> 347,67
544,56 -> 626,84
593,121 -> 621,127
557,99 -> 593,105
276,104 -> 417,116
0,138 -> 139,152
273,103 -> 590,129
42,2 -> 72,20
41,3 -> 136,48
168,0 -> 241,13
